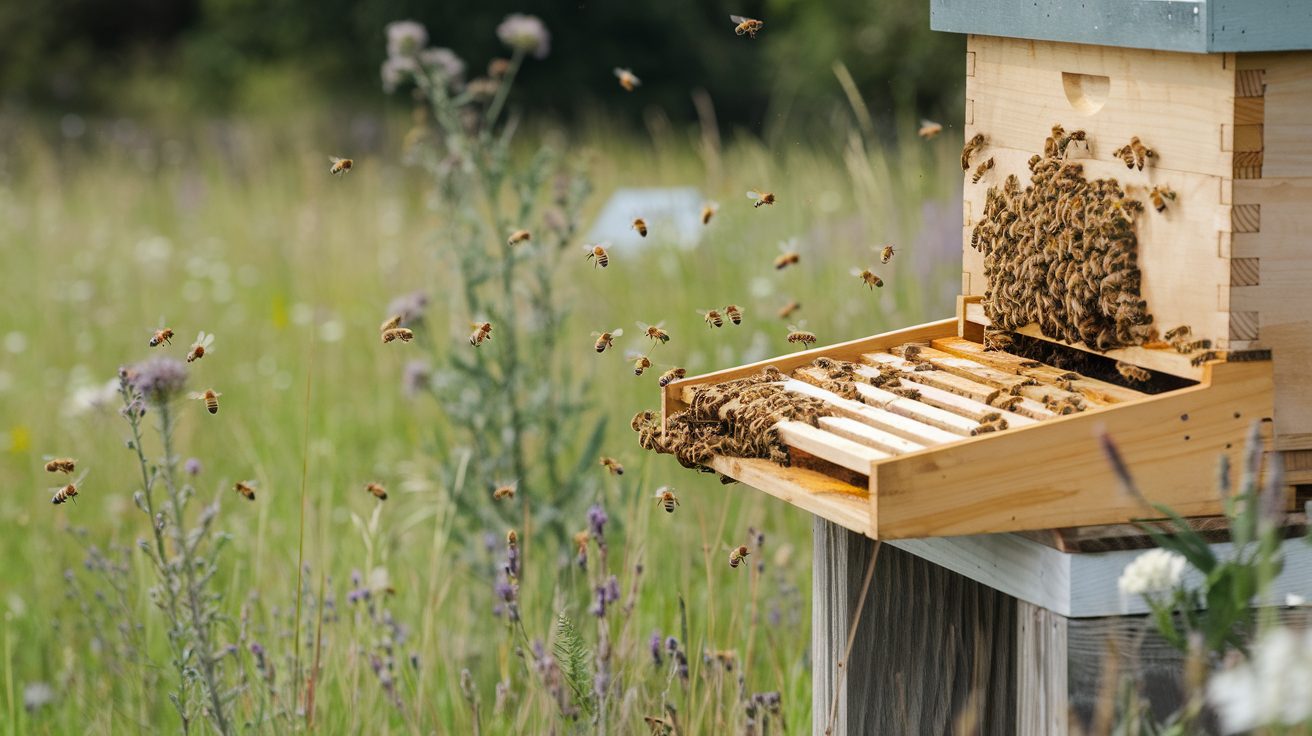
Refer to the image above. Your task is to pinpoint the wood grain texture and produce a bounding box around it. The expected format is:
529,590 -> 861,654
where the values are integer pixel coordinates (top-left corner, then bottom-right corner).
1235,68 -> 1265,97
1250,52 -> 1312,178
1016,601 -> 1069,736
851,381 -> 982,437
931,337 -> 1148,404
1234,96 -> 1266,124
850,364 -> 1038,426
870,362 -> 1274,539
1232,203 -> 1262,232
777,421 -> 887,474
777,378 -> 961,447
1011,324 -> 1209,381
1230,257 -> 1260,286
1230,311 -> 1260,341
712,456 -> 870,535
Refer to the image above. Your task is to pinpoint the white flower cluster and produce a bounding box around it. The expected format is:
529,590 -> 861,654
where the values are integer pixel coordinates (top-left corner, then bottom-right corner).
1208,627 -> 1312,733
380,20 -> 466,94
1117,548 -> 1187,596
496,13 -> 551,59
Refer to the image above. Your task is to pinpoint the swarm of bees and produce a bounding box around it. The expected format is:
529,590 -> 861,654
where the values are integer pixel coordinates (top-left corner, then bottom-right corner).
592,328 -> 622,352
470,322 -> 493,347
329,156 -> 353,177
187,332 -> 214,362
631,218 -> 648,237
613,67 -> 641,91
654,487 -> 680,513
584,243 -> 610,268
382,328 -> 414,344
189,389 -> 222,414
971,128 -> 1157,351
600,457 -> 624,475
366,482 -> 388,501
730,15 -> 763,37
749,189 -> 776,208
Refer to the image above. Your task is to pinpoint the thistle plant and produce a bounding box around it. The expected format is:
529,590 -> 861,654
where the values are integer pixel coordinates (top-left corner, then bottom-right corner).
381,15 -> 601,541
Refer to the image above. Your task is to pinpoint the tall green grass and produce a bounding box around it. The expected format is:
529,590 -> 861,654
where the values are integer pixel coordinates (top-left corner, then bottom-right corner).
0,107 -> 961,733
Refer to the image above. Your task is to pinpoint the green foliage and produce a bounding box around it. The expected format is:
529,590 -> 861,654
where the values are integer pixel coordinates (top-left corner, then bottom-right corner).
552,611 -> 595,720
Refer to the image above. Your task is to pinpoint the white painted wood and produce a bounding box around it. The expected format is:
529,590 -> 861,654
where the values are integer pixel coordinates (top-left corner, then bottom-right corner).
817,416 -> 926,455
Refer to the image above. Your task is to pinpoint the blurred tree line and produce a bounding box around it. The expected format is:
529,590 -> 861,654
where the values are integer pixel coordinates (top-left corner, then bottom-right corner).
0,0 -> 964,130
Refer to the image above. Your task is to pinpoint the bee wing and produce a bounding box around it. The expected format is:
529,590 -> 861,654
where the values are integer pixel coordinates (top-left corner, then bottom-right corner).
730,14 -> 747,23
747,190 -> 762,199
850,267 -> 865,276
590,331 -> 603,338
696,309 -> 709,315
70,469 -> 88,487
329,156 -> 343,164
582,243 -> 595,252
655,320 -> 665,329
611,328 -> 623,337
188,392 -> 205,400
157,315 -> 167,329
212,391 -> 222,397
624,350 -> 643,362
636,321 -> 651,330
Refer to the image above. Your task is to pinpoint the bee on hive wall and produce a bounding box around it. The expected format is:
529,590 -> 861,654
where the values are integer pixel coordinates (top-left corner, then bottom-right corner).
961,133 -> 985,171
972,157 -> 995,184
658,367 -> 686,388
1149,185 -> 1176,213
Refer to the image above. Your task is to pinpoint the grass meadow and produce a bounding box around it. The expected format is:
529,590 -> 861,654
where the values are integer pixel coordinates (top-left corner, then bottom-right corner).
0,106 -> 963,734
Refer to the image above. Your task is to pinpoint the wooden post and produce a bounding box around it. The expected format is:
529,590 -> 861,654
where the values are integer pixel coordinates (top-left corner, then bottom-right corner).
813,517 -> 1019,735
1016,601 -> 1069,735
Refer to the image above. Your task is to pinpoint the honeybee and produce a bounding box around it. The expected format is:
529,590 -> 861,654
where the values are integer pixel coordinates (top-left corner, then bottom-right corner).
918,119 -> 943,139
234,480 -> 257,501
1190,350 -> 1220,367
188,389 -> 222,414
1129,136 -> 1154,169
697,309 -> 724,328
880,246 -> 897,264
507,529 -> 518,547
366,482 -> 388,501
637,321 -> 670,344
591,328 -> 623,352
470,322 -> 493,347
626,351 -> 653,376
631,218 -> 648,237
492,481 -> 517,501
631,410 -> 655,432
728,545 -> 750,569
961,133 -> 985,171
730,15 -> 763,37
1116,361 -> 1151,383
1177,339 -> 1212,354
1113,144 -> 1136,169
701,202 -> 718,225
1164,325 -> 1192,342
45,458 -> 76,474
786,322 -> 817,345
380,315 -> 403,332
972,157 -> 995,184
851,268 -> 884,290
1149,185 -> 1176,213
658,367 -> 686,388
654,487 -> 679,513
778,300 -> 801,319
584,243 -> 611,268
773,251 -> 800,270
329,156 -> 353,177
187,331 -> 215,363
748,189 -> 776,208
51,470 -> 88,505
600,457 -> 624,475
723,304 -> 743,325
508,229 -> 531,246
382,328 -> 414,344
613,67 -> 641,91
149,328 -> 174,347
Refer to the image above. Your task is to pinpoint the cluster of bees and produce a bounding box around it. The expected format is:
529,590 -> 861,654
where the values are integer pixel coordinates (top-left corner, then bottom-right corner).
969,125 -> 1169,352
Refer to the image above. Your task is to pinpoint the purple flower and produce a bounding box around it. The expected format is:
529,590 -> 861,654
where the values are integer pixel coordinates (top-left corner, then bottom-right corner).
386,21 -> 428,58
649,630 -> 664,666
507,543 -> 520,579
402,360 -> 431,397
494,580 -> 516,602
184,457 -> 202,475
484,532 -> 498,555
386,290 -> 429,327
496,14 -> 550,59
587,504 -> 608,541
248,642 -> 265,656
589,585 -> 607,618
351,568 -> 362,588
127,356 -> 188,405
603,574 -> 620,603
665,636 -> 679,654
347,589 -> 363,604
593,672 -> 609,699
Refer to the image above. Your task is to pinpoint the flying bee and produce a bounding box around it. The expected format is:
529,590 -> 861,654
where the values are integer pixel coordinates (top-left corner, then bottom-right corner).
1116,361 -> 1151,383
1129,136 -> 1154,169
186,331 -> 215,363
584,243 -> 610,268
1149,185 -> 1176,213
730,15 -> 763,37
723,304 -> 743,325
492,481 -> 517,501
591,328 -> 623,352
1164,325 -> 1192,342
600,457 -> 624,476
654,487 -> 680,513
1113,144 -> 1136,169
382,328 -> 414,344
631,218 -> 648,237
631,410 -> 655,432
51,470 -> 88,505
149,327 -> 174,347
851,268 -> 883,290
658,367 -> 686,388
773,251 -> 800,270
366,482 -> 388,501
728,545 -> 750,569
637,321 -> 669,344
234,480 -> 256,501
880,245 -> 897,264
613,67 -> 641,91
961,133 -> 985,171
469,322 -> 493,347
786,322 -> 817,346
380,315 -> 403,332
507,229 -> 531,246
778,300 -> 801,319
918,119 -> 943,139
697,309 -> 724,328
45,458 -> 76,474
972,157 -> 995,184
188,389 -> 222,414
329,156 -> 353,177
748,189 -> 776,208
701,202 -> 718,225
626,351 -> 653,375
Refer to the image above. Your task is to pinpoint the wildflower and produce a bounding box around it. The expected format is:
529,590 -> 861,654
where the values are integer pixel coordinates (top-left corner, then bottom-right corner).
23,682 -> 55,712
649,630 -> 663,666
386,20 -> 428,58
401,360 -> 431,396
589,584 -> 607,618
496,13 -> 551,59
184,458 -> 202,476
1289,594 -> 1307,607
587,503 -> 608,542
1207,627 -> 1312,733
381,56 -> 420,94
385,290 -> 429,327
603,574 -> 620,603
665,636 -> 679,654
1117,548 -> 1187,596
593,672 -> 609,699
351,568 -> 362,588
494,579 -> 516,603
488,58 -> 511,79
127,356 -> 189,405
419,47 -> 465,80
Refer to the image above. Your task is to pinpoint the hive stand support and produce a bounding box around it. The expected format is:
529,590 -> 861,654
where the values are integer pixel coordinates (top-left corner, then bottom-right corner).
813,518 -> 1043,735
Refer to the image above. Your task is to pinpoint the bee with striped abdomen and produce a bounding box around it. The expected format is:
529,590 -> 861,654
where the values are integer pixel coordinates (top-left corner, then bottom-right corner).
51,470 -> 88,505
696,309 -> 723,328
626,351 -> 653,376
637,321 -> 669,344
748,189 -> 776,208
591,328 -> 622,352
470,322 -> 493,347
45,458 -> 76,474
600,457 -> 624,475
654,487 -> 679,513
723,304 -> 743,325
584,243 -> 610,268
730,15 -> 763,37
658,367 -> 686,388
189,389 -> 222,414
382,328 -> 414,344
728,545 -> 750,569
851,268 -> 883,290
492,481 -> 517,501
631,218 -> 648,237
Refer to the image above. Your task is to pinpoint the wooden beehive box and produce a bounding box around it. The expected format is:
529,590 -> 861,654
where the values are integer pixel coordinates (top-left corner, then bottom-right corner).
639,6 -> 1312,541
